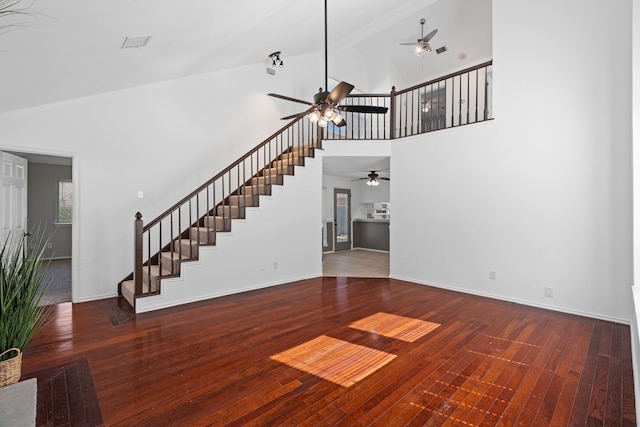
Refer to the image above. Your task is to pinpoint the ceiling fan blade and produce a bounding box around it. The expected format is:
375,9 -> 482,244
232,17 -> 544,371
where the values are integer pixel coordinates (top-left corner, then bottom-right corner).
339,105 -> 389,114
280,107 -> 316,120
327,82 -> 354,104
422,29 -> 438,43
268,93 -> 313,106
379,177 -> 391,181
399,42 -> 419,45
280,112 -> 308,120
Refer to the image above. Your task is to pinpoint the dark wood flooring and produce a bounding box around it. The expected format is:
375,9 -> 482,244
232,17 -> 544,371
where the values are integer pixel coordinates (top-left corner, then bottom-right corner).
21,277 -> 636,426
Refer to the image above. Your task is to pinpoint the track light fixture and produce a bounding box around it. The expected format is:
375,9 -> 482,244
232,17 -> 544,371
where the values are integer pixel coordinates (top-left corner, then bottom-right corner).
269,51 -> 284,68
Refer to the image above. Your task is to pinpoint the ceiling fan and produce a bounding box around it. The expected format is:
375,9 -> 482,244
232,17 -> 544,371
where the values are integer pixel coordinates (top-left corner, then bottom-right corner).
400,18 -> 438,56
352,171 -> 390,187
268,0 -> 388,128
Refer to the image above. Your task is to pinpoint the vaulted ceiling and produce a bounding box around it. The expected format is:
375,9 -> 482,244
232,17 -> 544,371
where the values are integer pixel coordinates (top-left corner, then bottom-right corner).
0,0 -> 491,114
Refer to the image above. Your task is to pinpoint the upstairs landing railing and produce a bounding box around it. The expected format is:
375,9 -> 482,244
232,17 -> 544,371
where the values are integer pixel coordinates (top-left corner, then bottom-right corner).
125,60 -> 492,300
323,60 -> 492,141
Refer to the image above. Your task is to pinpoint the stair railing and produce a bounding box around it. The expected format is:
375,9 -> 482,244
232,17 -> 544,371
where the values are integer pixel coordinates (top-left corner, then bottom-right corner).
130,115 -> 320,298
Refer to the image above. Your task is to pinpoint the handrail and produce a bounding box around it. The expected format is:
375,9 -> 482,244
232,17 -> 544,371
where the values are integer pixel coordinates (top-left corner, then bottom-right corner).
395,60 -> 493,95
143,114 -> 308,232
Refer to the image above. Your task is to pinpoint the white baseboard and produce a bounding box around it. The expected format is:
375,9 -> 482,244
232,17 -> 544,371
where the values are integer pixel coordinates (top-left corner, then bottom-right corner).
136,274 -> 319,314
390,274 -> 630,325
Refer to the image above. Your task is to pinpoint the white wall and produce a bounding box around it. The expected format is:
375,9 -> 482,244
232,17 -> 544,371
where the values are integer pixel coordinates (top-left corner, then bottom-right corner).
391,0 -> 632,323
631,0 -> 640,416
0,54 -> 323,302
137,155 -> 322,313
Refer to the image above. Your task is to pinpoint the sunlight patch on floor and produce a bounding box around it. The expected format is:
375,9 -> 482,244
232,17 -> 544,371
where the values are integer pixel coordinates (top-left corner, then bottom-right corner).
270,335 -> 396,387
349,312 -> 440,342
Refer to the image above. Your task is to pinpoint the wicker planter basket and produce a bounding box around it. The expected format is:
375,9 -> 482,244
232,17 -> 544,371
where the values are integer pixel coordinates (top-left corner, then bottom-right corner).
0,348 -> 22,387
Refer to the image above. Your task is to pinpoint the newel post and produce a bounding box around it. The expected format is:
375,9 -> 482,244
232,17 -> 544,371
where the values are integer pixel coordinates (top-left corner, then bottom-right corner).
389,86 -> 397,140
134,212 -> 143,297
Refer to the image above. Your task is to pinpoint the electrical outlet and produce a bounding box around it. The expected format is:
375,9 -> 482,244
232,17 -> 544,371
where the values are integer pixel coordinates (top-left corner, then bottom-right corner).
273,261 -> 278,270
489,270 -> 496,280
46,243 -> 52,249
544,287 -> 553,298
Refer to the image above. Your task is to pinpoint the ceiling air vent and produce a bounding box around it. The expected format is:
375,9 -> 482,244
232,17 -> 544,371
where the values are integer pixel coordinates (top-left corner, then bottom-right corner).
435,46 -> 447,54
121,35 -> 152,49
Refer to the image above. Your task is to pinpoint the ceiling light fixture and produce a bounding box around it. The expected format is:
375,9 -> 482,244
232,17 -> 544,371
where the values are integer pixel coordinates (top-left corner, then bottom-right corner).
367,178 -> 380,186
400,19 -> 438,58
269,51 -> 284,68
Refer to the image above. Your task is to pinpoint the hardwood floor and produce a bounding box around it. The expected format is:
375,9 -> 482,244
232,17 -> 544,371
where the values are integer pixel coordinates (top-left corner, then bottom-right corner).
21,277 -> 635,426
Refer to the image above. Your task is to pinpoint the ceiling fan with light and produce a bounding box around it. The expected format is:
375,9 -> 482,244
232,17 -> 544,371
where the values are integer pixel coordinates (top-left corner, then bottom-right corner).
352,171 -> 390,187
268,0 -> 388,128
400,18 -> 438,56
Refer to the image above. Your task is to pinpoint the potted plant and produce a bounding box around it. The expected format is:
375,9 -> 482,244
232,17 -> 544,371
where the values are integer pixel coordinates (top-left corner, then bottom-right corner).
0,230 -> 51,387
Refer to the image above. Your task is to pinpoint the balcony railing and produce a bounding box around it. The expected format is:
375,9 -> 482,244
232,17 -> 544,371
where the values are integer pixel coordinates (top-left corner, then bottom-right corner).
323,60 -> 492,141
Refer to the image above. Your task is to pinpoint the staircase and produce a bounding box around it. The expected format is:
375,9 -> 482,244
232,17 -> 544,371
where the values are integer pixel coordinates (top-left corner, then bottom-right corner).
119,60 -> 494,313
119,115 -> 320,311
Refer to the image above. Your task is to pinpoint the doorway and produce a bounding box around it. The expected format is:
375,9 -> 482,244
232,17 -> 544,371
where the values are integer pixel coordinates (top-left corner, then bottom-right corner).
3,150 -> 74,305
334,188 -> 351,251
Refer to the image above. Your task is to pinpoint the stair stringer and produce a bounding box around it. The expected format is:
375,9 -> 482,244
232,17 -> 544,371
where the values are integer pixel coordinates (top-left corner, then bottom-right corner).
134,155 -> 323,314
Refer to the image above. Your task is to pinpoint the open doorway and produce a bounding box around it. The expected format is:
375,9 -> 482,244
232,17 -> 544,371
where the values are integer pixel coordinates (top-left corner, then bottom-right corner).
4,151 -> 73,305
322,156 -> 390,277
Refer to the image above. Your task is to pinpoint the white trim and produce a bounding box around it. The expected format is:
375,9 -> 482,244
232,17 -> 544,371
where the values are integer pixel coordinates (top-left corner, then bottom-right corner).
391,274 -> 630,325
44,256 -> 71,261
135,274 -> 318,314
351,247 -> 389,254
74,292 -> 118,303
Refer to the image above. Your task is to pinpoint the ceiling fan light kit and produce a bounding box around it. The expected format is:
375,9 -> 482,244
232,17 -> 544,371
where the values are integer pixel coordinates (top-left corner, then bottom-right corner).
353,171 -> 389,186
400,18 -> 438,58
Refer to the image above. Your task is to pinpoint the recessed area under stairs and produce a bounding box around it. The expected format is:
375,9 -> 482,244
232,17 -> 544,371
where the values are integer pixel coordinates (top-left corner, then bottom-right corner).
323,249 -> 389,277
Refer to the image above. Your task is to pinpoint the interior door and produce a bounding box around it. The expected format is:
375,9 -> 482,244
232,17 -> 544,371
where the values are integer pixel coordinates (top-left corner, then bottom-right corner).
334,188 -> 351,251
1,151 -> 28,246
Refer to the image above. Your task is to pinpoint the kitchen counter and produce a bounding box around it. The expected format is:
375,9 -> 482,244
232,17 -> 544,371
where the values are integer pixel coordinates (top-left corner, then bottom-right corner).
353,219 -> 389,251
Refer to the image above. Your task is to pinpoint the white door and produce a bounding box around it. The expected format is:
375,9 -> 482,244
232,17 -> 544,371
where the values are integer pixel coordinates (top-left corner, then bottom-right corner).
1,151 -> 28,245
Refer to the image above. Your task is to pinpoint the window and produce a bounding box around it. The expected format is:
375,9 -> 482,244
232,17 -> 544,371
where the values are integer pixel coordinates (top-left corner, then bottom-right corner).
57,180 -> 73,224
